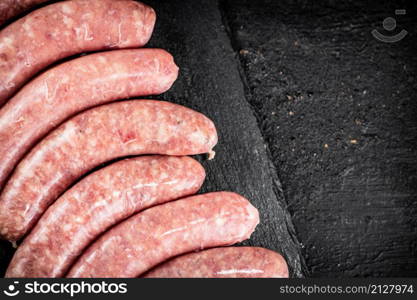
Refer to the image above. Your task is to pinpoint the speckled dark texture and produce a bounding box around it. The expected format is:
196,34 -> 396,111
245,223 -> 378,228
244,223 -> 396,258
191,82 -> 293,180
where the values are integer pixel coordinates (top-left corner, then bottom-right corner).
221,0 -> 417,277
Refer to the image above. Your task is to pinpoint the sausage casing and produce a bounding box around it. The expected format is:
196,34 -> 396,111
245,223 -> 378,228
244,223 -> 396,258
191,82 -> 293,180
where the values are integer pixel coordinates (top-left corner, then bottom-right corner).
0,100 -> 217,242
0,0 -> 156,104
0,48 -> 178,190
67,192 -> 259,278
5,156 -> 205,277
144,247 -> 289,278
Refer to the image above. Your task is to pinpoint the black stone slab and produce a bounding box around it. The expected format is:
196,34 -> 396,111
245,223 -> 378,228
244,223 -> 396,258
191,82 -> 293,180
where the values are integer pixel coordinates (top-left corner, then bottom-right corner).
221,0 -> 417,276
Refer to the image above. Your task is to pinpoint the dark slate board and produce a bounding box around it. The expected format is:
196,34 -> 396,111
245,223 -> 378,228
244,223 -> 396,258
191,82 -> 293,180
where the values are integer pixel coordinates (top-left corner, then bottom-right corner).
222,0 -> 417,277
0,0 -> 305,277
144,0 -> 304,277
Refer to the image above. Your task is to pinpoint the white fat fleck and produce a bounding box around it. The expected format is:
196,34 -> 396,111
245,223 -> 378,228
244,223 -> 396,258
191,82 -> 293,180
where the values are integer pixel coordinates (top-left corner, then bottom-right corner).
132,182 -> 158,189
91,73 -> 143,86
15,169 -> 64,221
22,203 -> 32,216
81,13 -> 92,20
39,171 -> 64,203
216,269 -> 264,275
215,217 -> 226,226
2,37 -> 14,47
155,75 -> 172,90
123,138 -> 137,145
189,131 -> 206,145
133,10 -> 143,34
118,23 -> 123,44
70,191 -> 80,201
98,56 -> 107,64
63,16 -> 74,27
74,216 -> 84,224
31,222 -> 52,243
132,179 -> 178,190
189,218 -> 205,225
13,148 -> 47,184
74,27 -> 83,40
61,76 -> 70,84
22,22 -> 34,38
99,235 -> 121,253
112,191 -> 121,198
153,57 -> 160,73
44,79 -> 59,104
51,123 -> 77,146
62,223 -> 73,232
3,63 -> 20,89
83,24 -> 93,41
62,4 -> 74,14
160,225 -> 188,237
88,199 -> 109,213
163,179 -> 178,185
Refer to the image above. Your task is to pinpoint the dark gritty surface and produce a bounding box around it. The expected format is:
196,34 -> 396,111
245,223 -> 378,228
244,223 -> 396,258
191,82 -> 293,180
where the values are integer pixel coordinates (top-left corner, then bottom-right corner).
222,0 -> 417,276
0,0 -> 304,277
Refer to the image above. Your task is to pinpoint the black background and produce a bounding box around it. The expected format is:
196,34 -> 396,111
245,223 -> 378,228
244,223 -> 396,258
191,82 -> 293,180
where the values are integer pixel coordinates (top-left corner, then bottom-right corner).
1,0 -> 417,277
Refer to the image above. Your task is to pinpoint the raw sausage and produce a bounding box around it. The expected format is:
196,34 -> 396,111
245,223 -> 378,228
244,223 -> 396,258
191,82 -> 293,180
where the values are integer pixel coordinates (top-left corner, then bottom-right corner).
0,0 -> 156,105
0,100 -> 217,242
6,156 -> 205,278
0,0 -> 155,104
145,247 -> 288,278
0,48 -> 178,190
144,247 -> 289,278
0,0 -> 50,26
0,100 -> 216,242
67,192 -> 259,278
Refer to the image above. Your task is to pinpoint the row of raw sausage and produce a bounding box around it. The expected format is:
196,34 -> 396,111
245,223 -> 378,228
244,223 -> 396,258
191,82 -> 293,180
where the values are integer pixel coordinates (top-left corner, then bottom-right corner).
0,48 -> 178,191
1,0 -> 289,278
0,100 -> 218,243
0,0 -> 156,104
6,156 -> 206,277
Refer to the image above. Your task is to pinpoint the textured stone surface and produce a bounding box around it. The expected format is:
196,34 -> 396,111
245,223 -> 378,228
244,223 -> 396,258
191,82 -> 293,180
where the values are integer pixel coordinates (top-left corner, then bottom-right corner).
221,0 -> 417,277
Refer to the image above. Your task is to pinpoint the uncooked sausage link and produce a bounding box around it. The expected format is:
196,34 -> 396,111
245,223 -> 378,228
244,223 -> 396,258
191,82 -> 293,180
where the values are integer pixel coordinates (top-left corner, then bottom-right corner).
67,192 -> 259,278
0,0 -> 50,26
0,48 -> 178,190
0,0 -> 156,105
144,247 -> 289,278
0,100 -> 218,242
5,156 -> 205,278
